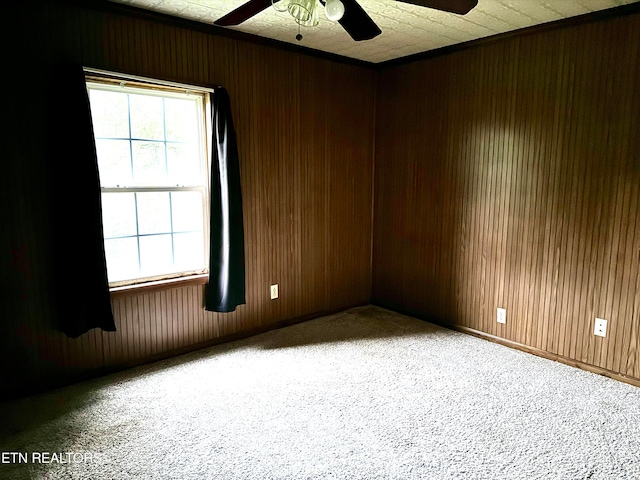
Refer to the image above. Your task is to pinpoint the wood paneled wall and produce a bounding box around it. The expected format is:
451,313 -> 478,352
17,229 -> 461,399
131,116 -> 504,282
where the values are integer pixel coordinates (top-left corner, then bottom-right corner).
373,13 -> 640,381
1,1 -> 375,398
3,1 -> 638,399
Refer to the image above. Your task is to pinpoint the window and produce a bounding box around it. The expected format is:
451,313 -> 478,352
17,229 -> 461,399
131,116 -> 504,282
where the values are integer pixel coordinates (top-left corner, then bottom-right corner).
87,78 -> 210,286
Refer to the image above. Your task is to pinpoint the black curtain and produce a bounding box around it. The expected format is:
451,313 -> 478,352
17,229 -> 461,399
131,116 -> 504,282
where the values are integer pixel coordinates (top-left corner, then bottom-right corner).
49,63 -> 116,337
205,87 -> 246,312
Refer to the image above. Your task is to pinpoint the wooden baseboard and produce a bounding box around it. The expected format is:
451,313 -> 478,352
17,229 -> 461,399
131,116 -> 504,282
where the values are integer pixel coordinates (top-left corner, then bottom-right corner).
373,301 -> 640,390
2,303 -> 368,402
109,303 -> 367,369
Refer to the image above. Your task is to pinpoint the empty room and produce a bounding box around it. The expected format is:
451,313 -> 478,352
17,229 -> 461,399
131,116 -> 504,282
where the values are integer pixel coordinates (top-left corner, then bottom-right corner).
2,0 -> 639,478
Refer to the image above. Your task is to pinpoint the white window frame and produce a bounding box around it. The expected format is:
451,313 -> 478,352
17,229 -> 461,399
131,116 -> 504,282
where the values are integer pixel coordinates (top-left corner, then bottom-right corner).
85,70 -> 213,288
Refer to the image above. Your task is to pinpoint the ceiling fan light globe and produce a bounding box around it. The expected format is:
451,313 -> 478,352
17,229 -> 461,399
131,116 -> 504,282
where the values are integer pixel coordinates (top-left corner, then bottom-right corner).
288,0 -> 319,26
272,0 -> 290,13
325,0 -> 345,21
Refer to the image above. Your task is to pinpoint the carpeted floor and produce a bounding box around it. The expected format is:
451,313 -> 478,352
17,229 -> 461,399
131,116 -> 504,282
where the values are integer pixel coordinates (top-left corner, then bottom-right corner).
1,305 -> 640,479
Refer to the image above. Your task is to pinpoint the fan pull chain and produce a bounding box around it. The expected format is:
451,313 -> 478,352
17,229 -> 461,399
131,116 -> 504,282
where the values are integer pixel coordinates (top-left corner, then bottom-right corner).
296,21 -> 303,41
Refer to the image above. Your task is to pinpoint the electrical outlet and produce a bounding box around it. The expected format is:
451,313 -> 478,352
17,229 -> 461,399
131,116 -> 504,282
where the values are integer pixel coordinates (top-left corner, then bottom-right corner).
270,284 -> 279,300
497,308 -> 506,324
594,318 -> 607,337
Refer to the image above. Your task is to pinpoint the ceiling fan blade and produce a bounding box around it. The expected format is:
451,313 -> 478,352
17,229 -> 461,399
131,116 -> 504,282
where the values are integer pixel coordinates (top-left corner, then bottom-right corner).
397,0 -> 478,15
214,0 -> 275,26
338,0 -> 382,41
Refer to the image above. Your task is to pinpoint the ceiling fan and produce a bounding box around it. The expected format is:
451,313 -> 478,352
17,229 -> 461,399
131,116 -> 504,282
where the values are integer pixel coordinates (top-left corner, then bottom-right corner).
214,0 -> 478,42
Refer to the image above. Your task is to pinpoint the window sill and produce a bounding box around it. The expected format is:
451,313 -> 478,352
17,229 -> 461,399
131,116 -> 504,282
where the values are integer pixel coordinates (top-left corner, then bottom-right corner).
109,274 -> 209,299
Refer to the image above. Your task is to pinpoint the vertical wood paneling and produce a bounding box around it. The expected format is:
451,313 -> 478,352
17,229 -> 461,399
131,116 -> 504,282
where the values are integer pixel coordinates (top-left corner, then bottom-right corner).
374,12 -> 640,381
2,0 -> 375,399
6,1 -> 636,400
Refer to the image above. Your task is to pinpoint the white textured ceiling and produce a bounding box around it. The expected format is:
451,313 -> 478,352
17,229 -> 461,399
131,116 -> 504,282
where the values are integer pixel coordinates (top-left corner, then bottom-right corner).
110,0 -> 638,63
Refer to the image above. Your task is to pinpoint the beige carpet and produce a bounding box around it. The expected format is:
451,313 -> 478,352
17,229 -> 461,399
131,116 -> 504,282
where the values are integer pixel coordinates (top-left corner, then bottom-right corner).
1,305 -> 640,479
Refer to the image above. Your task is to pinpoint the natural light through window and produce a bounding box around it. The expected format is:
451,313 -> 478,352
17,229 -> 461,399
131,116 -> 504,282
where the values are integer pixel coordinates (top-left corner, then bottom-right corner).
87,80 -> 209,286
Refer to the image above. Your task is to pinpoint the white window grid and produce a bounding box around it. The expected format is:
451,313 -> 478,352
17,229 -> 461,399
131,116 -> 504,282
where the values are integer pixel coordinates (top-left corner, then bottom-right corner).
86,79 -> 211,287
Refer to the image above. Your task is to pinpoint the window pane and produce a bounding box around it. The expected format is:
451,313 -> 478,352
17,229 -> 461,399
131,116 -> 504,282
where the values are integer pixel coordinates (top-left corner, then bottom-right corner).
167,143 -> 201,185
96,139 -> 132,186
129,94 -> 164,140
165,98 -> 198,142
89,90 -> 129,138
89,81 -> 208,285
101,193 -> 137,238
139,234 -> 173,277
137,192 -> 171,235
171,191 -> 203,232
174,232 -> 205,271
132,141 -> 166,184
104,237 -> 139,282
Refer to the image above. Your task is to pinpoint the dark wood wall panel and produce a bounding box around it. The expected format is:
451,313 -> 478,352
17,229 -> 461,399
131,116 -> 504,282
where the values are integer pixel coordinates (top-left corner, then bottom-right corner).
4,1 -> 637,400
373,13 -> 640,380
2,1 -> 374,398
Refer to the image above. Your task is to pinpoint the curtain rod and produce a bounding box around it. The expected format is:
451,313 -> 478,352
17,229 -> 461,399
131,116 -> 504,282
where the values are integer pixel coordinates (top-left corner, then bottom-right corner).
83,67 -> 215,93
